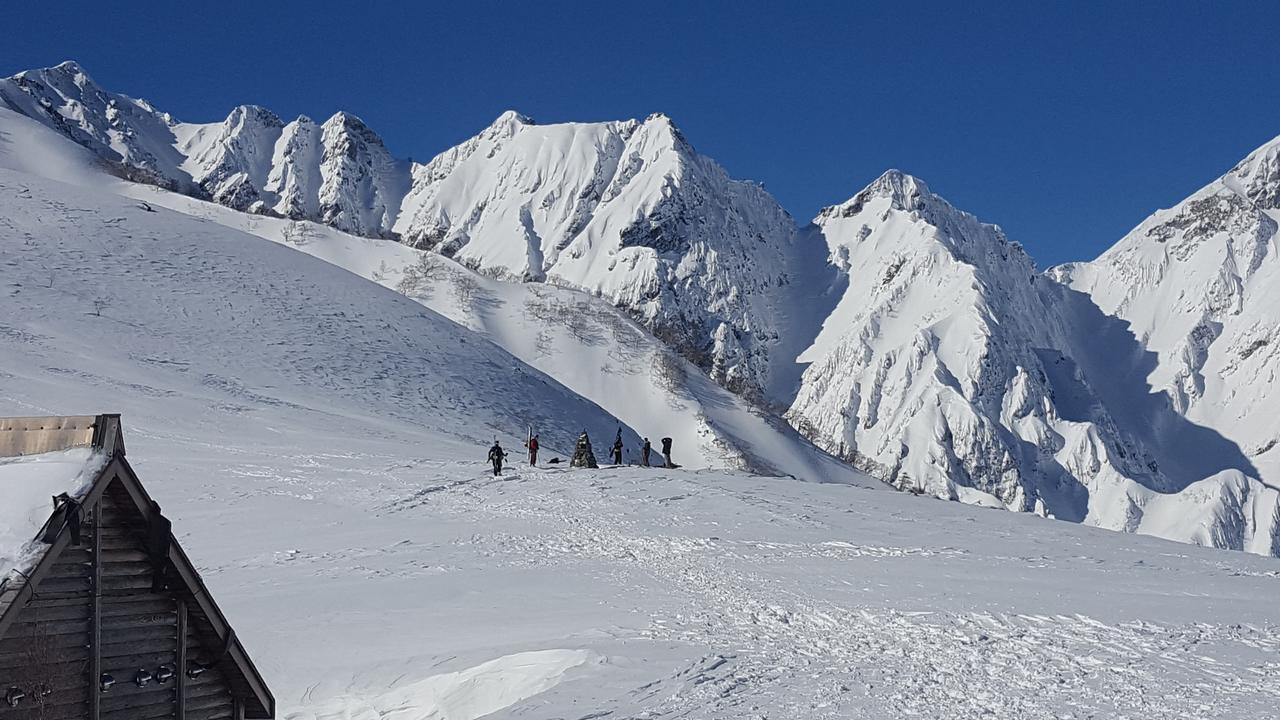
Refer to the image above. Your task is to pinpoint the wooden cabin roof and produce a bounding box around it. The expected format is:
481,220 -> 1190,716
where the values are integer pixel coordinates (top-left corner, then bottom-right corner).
0,414 -> 275,718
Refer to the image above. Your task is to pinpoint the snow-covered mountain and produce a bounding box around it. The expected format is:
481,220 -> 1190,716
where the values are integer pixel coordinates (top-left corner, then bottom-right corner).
0,100 -> 867,484
1,63 -> 794,398
0,61 -> 410,238
4,101 -> 1280,718
3,60 -> 1278,555
394,111 -> 800,402
781,170 -> 1278,552
1052,134 -> 1280,516
0,118 -> 652,461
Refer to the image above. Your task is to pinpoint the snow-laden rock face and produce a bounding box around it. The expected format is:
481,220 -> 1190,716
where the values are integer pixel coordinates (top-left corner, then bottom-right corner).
182,105 -> 285,210
0,61 -> 192,190
790,171 -> 1129,507
264,116 -> 323,218
396,112 -> 798,400
1054,134 -> 1280,499
1,64 -> 410,238
787,170 -> 1279,553
316,112 -> 409,238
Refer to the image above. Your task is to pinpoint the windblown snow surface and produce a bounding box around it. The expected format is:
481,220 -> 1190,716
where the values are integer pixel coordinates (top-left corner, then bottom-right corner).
2,99 -> 1280,720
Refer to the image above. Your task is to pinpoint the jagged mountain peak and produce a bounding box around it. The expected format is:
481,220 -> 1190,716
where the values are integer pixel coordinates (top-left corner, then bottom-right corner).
865,167 -> 927,199
820,169 -> 951,220
635,111 -> 693,155
491,109 -> 533,127
816,169 -> 1030,276
13,59 -> 91,83
1226,133 -> 1280,209
226,104 -> 284,128
324,110 -> 372,131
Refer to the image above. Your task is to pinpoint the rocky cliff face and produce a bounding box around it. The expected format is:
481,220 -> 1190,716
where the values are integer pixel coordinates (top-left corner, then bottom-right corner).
1051,135 -> 1280,552
263,116 -> 323,219
182,104 -> 285,210
395,111 -> 799,400
786,170 -> 1278,552
787,172 -> 1142,510
0,61 -> 193,190
1,63 -> 409,238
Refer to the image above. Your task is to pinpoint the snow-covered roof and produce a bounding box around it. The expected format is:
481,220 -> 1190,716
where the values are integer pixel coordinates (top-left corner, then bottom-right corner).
0,447 -> 106,584
0,415 -> 113,589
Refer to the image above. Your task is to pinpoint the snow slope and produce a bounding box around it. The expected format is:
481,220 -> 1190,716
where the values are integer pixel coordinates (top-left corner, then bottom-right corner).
2,380 -> 1277,717
114,174 -> 865,483
0,162 -> 650,467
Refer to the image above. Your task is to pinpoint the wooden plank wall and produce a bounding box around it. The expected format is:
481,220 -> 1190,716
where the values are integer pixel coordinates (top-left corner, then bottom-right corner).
0,514 -> 94,719
0,478 -> 240,720
98,482 -> 179,720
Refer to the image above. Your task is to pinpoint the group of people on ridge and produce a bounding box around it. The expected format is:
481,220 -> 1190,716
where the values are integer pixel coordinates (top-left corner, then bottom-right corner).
486,430 -> 673,476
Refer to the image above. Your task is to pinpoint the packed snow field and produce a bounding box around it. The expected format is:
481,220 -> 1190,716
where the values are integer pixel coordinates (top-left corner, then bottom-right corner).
3,399 -> 1279,718
136,444 -> 1280,720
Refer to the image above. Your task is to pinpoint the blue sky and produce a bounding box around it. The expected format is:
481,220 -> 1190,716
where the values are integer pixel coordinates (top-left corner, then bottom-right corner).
4,0 -> 1278,266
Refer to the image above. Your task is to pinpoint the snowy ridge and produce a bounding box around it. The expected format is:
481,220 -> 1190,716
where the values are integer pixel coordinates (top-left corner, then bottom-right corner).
2,64 -> 794,398
0,61 -> 194,191
0,62 -> 410,238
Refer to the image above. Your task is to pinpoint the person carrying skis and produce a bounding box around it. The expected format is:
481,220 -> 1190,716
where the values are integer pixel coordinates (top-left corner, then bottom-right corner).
488,441 -> 507,476
526,434 -> 540,466
641,438 -> 652,467
611,429 -> 624,465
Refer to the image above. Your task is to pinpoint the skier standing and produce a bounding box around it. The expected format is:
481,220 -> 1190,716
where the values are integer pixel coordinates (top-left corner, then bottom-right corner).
488,441 -> 507,476
611,429 -> 624,465
526,434 -> 540,466
661,437 -> 674,468
641,438 -> 652,467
